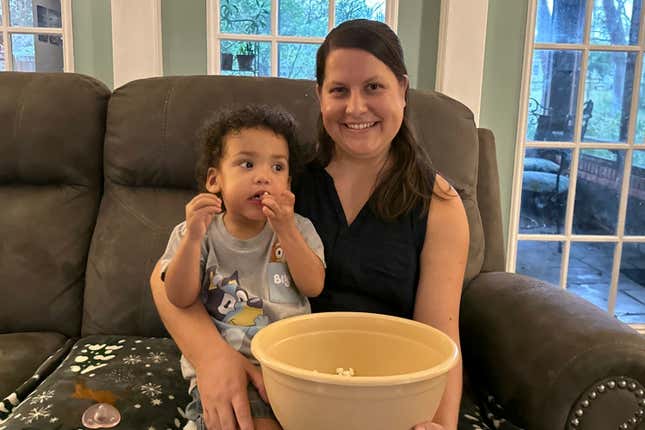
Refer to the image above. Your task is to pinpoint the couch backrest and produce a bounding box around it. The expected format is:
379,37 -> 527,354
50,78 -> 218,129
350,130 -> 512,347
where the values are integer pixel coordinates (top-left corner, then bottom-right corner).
0,72 -> 110,337
82,75 -> 492,337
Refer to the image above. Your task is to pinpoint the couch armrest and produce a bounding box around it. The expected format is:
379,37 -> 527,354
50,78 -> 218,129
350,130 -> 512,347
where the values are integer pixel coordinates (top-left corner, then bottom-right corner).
460,272 -> 645,430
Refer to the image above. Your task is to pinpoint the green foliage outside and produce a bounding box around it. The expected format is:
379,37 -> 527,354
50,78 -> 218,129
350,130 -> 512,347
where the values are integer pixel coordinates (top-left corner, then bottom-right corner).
528,0 -> 645,169
219,0 -> 384,79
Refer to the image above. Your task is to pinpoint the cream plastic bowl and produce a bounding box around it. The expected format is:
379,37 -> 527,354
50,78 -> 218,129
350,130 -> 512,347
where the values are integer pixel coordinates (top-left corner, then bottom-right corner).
250,312 -> 459,430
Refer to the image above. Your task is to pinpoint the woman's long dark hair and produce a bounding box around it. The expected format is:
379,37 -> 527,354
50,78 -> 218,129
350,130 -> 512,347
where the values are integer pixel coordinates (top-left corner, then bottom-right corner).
315,19 -> 436,220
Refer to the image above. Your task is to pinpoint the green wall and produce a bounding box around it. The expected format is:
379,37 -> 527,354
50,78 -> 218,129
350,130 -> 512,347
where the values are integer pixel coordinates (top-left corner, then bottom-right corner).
416,0 -> 441,91
479,0 -> 529,244
72,0 -> 113,89
397,0 -> 423,88
162,0 -> 207,76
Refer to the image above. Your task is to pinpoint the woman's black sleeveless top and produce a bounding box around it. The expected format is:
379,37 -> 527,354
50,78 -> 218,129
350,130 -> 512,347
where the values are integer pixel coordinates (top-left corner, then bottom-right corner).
293,164 -> 431,319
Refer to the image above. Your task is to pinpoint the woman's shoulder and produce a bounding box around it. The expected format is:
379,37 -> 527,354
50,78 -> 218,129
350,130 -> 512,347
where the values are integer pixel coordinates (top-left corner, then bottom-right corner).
427,174 -> 469,236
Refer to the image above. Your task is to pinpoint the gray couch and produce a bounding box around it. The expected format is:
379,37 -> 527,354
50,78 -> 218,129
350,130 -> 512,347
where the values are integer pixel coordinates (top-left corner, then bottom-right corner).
1,71 -> 644,430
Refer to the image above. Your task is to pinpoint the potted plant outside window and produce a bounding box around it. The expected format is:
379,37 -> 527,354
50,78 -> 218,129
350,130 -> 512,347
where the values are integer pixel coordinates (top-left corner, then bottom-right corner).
236,42 -> 256,71
221,52 -> 234,70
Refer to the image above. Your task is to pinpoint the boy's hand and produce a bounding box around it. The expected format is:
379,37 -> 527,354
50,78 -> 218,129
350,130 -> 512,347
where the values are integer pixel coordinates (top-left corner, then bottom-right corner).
261,190 -> 296,235
185,193 -> 222,241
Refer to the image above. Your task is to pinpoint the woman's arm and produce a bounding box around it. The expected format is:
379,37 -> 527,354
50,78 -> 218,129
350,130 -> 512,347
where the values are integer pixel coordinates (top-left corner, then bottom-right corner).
413,175 -> 469,430
150,262 -> 266,430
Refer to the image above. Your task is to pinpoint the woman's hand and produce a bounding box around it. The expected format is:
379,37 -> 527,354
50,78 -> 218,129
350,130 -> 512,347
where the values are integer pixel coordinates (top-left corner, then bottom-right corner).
195,344 -> 267,430
412,422 -> 446,430
261,190 -> 295,235
185,193 -> 222,241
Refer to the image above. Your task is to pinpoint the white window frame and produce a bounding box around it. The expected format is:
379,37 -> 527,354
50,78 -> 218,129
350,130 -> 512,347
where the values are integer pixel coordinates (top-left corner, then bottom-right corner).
509,0 -> 645,332
0,0 -> 73,72
206,0 -> 399,76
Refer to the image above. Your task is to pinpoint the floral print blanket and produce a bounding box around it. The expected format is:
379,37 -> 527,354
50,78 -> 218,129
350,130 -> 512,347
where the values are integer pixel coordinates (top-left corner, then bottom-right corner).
0,335 -> 521,430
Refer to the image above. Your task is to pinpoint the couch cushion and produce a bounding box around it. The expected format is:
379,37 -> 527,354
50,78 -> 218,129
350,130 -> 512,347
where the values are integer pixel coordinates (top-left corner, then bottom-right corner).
0,332 -> 69,400
0,335 -> 190,430
407,90 -> 485,282
83,76 -> 484,336
0,72 -> 110,336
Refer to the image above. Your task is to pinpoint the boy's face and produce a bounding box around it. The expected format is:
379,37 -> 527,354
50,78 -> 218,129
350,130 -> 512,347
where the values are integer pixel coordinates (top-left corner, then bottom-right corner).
206,127 -> 290,224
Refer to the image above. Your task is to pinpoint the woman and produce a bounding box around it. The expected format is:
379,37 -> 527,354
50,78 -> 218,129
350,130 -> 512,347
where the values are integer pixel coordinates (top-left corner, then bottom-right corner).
150,19 -> 469,430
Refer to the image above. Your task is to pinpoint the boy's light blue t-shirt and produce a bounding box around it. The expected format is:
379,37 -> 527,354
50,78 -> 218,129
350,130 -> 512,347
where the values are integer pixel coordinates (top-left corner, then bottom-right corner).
159,213 -> 325,383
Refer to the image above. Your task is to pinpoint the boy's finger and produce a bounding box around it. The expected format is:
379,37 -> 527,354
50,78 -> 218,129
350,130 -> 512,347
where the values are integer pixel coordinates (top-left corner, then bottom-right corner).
280,190 -> 295,204
191,193 -> 221,207
261,197 -> 279,211
262,206 -> 276,219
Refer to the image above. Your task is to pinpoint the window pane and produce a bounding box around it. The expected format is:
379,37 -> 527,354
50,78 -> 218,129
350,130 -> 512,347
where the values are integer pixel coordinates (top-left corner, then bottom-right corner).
11,33 -> 63,72
573,149 -> 625,235
279,0 -> 327,37
527,50 -> 581,142
520,148 -> 571,234
583,51 -> 636,143
590,0 -> 641,45
278,43 -> 319,80
10,0 -> 62,28
617,243 -> 645,323
625,150 -> 645,235
220,0 -> 270,35
567,242 -> 615,312
516,241 -> 563,286
535,0 -> 586,43
0,0 -> 3,25
0,34 -> 4,71
335,0 -> 385,26
220,40 -> 270,77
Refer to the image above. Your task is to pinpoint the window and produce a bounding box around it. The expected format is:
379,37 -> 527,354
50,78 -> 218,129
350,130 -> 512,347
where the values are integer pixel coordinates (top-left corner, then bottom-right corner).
207,0 -> 398,79
0,0 -> 73,72
511,0 -> 645,328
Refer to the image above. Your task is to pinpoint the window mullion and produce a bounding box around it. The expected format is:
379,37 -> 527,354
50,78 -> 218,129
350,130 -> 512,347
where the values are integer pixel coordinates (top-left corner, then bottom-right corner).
1,0 -> 9,71
573,50 -> 589,144
61,0 -> 73,72
209,0 -> 219,75
386,0 -> 399,31
559,42 -> 589,292
6,26 -> 62,34
329,0 -> 335,32
507,0 -> 538,273
559,0 -> 593,291
5,29 -> 12,71
608,150 -> 634,315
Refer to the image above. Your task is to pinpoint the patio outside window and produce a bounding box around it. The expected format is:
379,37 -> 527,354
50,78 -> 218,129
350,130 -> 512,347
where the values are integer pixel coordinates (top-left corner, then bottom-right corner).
511,0 -> 645,327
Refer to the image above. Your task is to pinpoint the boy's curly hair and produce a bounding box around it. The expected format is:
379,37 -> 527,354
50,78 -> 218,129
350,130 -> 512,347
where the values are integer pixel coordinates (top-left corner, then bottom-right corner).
195,104 -> 301,192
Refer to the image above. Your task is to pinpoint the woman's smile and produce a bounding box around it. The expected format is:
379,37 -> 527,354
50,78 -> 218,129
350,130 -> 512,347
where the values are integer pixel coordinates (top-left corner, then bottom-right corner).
344,121 -> 377,130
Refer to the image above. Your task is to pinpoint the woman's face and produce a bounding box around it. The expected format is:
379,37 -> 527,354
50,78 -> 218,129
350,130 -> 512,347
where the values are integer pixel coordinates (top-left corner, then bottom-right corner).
318,48 -> 407,163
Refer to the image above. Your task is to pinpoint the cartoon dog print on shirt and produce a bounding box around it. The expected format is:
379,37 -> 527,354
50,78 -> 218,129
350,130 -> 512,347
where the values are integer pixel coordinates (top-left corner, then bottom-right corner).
203,271 -> 269,341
